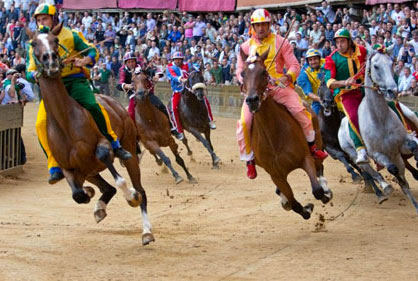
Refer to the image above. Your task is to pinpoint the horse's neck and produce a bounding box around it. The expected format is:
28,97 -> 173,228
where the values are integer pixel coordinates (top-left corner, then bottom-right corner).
39,77 -> 76,130
183,91 -> 203,112
364,64 -> 389,118
135,96 -> 156,119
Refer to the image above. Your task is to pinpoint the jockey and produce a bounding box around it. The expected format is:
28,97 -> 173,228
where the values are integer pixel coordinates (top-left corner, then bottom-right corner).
236,8 -> 328,179
324,29 -> 369,164
27,3 -> 132,184
297,48 -> 325,115
166,51 -> 216,140
116,52 -> 177,137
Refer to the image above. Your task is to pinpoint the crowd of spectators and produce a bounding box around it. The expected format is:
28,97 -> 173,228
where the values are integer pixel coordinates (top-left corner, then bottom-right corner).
0,0 -> 417,105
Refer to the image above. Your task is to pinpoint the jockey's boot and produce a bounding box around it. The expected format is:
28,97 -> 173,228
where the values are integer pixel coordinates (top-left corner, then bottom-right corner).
48,167 -> 64,185
356,148 -> 370,164
209,121 -> 217,130
309,143 -> 328,160
246,160 -> 257,179
114,147 -> 132,160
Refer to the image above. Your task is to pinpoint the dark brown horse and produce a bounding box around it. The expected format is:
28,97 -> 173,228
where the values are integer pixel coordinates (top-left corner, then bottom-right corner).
29,24 -> 154,245
174,66 -> 221,169
239,49 -> 332,219
132,71 -> 196,184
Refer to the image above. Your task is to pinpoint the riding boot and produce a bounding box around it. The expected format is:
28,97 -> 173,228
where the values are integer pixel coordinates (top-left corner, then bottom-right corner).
209,121 -> 216,129
356,148 -> 370,164
48,167 -> 64,185
308,143 -> 328,160
173,131 -> 184,141
111,140 -> 132,160
246,160 -> 257,179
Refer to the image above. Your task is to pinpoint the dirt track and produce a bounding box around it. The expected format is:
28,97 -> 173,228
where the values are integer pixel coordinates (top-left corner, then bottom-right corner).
0,103 -> 417,281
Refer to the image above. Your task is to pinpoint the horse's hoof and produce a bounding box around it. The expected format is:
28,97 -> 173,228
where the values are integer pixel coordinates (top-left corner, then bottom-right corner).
212,164 -> 220,170
142,233 -> 155,246
301,203 -> 314,220
175,176 -> 184,184
383,185 -> 394,196
83,186 -> 95,199
213,156 -> 221,165
321,190 -> 333,204
352,174 -> 362,184
281,200 -> 292,211
127,191 -> 142,207
187,151 -> 193,156
73,190 -> 90,204
188,177 -> 198,184
156,159 -> 163,166
387,164 -> 399,176
312,187 -> 325,200
94,209 -> 107,223
378,195 -> 388,205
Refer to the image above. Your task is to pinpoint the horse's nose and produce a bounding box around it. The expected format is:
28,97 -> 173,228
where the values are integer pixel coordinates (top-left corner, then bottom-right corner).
246,95 -> 259,105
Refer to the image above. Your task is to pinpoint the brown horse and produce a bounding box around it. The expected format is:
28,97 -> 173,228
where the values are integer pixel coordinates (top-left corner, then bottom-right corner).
239,49 -> 332,219
132,71 -> 196,184
29,24 -> 154,245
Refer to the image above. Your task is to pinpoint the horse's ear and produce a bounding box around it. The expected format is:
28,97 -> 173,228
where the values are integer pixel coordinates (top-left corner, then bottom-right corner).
25,27 -> 34,39
240,47 -> 248,63
51,22 -> 63,36
259,48 -> 270,62
364,41 -> 375,58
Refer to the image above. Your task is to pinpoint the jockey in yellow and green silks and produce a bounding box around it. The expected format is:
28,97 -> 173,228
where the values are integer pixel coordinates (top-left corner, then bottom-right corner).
26,3 -> 132,184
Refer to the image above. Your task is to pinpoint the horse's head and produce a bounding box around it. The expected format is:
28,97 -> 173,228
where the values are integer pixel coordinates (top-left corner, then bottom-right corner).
28,23 -> 63,78
239,48 -> 269,113
317,74 -> 335,116
132,67 -> 152,101
186,66 -> 206,101
365,43 -> 398,101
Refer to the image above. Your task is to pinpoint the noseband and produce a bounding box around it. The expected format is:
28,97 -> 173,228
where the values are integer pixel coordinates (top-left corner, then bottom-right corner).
31,39 -> 70,76
184,70 -> 206,95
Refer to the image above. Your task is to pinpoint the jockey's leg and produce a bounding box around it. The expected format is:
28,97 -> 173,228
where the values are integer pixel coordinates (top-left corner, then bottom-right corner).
36,100 -> 64,184
311,101 -> 322,116
64,78 -> 131,160
170,92 -> 184,139
271,87 -> 328,160
340,90 -> 369,164
388,101 -> 411,132
148,93 -> 177,131
203,96 -> 216,129
236,101 -> 256,179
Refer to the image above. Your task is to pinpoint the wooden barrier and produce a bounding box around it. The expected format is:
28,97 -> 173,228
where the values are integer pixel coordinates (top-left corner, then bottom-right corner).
0,104 -> 24,176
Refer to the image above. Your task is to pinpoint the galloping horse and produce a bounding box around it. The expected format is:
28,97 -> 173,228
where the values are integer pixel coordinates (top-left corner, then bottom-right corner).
317,77 -> 362,183
132,70 -> 196,184
172,66 -> 221,169
29,24 -> 154,245
359,44 -> 418,212
240,49 -> 332,219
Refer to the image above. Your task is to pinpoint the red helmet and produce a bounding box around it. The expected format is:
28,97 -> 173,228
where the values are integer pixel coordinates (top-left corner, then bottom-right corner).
172,51 -> 184,59
123,52 -> 137,62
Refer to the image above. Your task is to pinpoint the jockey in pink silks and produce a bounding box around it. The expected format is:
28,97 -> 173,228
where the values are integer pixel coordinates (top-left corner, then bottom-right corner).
236,8 -> 328,179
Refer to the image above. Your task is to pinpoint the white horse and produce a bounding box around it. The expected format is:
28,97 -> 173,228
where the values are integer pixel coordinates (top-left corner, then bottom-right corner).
358,45 -> 418,213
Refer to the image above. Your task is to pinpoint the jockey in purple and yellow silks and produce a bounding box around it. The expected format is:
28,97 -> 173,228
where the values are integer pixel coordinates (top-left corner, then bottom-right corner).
236,8 -> 328,180
27,3 -> 132,184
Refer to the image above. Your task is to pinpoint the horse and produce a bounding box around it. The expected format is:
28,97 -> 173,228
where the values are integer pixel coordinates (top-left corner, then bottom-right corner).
131,70 -> 197,184
29,24 -> 154,245
358,44 -> 418,213
316,76 -> 362,183
239,49 -> 332,220
171,65 -> 221,169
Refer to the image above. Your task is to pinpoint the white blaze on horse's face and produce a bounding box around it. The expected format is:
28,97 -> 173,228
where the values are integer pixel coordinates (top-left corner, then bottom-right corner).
37,33 -> 60,77
369,52 -> 398,101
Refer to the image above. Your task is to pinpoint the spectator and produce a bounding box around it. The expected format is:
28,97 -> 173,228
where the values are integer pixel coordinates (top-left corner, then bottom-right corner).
306,1 -> 336,24
209,60 -> 222,85
221,58 -> 231,84
398,66 -> 413,92
193,15 -> 205,43
99,63 -> 112,95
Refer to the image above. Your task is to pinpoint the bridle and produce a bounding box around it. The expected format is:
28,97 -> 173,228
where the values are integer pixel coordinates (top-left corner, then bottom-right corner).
184,70 -> 206,96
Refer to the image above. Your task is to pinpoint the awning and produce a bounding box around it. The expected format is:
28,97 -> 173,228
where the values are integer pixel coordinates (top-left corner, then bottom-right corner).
63,0 -> 117,9
118,0 -> 176,10
178,0 -> 235,11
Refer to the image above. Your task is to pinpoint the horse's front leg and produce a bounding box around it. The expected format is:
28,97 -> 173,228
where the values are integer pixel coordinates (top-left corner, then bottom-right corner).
168,139 -> 197,184
181,135 -> 193,156
63,170 -> 92,204
303,156 -> 333,204
189,128 -> 220,169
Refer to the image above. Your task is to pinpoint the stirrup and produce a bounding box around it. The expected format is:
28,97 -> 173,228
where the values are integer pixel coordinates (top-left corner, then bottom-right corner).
114,147 -> 132,160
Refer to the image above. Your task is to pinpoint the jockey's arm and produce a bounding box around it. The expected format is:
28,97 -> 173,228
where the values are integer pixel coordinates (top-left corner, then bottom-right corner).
297,69 -> 320,102
324,55 -> 355,92
72,31 -> 98,68
279,38 -> 300,84
25,43 -> 38,83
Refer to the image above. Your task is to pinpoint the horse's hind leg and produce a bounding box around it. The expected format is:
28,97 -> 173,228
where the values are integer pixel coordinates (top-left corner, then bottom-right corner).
63,170 -> 91,204
303,157 -> 332,204
272,176 -> 313,220
86,174 -> 117,223
326,147 -> 362,183
403,158 -> 418,180
361,171 -> 388,204
360,163 -> 393,196
156,148 -> 183,184
181,135 -> 193,156
96,145 -> 141,207
168,140 -> 197,184
153,154 -> 163,166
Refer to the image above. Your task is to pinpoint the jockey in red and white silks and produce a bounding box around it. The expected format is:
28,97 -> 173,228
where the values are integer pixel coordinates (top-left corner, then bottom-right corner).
236,8 -> 328,179
166,52 -> 215,140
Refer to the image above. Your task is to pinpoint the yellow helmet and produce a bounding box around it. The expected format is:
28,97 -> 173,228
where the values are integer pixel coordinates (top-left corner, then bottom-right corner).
250,9 -> 271,24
